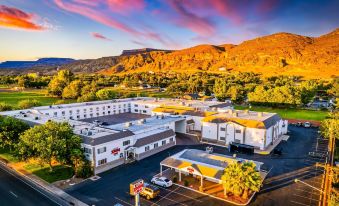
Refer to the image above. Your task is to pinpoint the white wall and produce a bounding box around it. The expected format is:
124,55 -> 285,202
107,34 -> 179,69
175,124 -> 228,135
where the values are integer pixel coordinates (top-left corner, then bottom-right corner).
202,122 -> 218,140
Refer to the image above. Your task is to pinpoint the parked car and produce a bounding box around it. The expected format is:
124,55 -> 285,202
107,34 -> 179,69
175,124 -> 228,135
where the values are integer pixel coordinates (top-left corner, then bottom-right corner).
296,122 -> 303,127
304,122 -> 311,128
130,181 -> 160,200
140,183 -> 160,200
151,176 -> 173,188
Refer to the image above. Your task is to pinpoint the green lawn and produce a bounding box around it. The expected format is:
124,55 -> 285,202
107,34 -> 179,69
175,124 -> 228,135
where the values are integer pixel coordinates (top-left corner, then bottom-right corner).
0,90 -> 75,107
234,105 -> 328,121
0,148 -> 73,183
23,164 -> 73,183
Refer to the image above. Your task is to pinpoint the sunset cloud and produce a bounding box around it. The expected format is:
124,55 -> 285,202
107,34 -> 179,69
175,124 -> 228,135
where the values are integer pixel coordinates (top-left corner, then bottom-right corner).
107,0 -> 145,15
0,5 -> 45,31
53,0 -> 174,46
167,0 -> 216,36
91,32 -> 111,41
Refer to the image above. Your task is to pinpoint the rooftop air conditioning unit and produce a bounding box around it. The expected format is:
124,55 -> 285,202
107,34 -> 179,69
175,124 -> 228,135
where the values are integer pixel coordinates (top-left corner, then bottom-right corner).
125,122 -> 132,127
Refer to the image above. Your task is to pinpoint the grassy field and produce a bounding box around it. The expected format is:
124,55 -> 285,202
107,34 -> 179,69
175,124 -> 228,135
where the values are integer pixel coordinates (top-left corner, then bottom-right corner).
0,148 -> 73,183
234,105 -> 328,121
0,89 -> 75,107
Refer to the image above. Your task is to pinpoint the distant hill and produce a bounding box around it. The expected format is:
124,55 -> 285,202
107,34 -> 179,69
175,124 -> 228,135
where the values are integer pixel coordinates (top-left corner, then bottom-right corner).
0,58 -> 75,69
1,29 -> 338,79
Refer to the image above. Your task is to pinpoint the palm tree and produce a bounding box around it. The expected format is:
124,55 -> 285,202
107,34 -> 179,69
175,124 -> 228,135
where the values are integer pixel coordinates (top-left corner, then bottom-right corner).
221,161 -> 262,199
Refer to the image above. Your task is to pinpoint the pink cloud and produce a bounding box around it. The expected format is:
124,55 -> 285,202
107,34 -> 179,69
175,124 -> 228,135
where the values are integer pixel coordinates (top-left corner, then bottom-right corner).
167,0 -> 216,36
91,32 -> 111,41
107,0 -> 145,15
0,5 -> 46,31
53,0 -> 176,47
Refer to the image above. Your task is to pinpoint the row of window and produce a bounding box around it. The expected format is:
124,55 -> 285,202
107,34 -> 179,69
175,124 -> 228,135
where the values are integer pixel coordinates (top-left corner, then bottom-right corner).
144,138 -> 174,152
220,127 -> 242,133
134,109 -> 147,113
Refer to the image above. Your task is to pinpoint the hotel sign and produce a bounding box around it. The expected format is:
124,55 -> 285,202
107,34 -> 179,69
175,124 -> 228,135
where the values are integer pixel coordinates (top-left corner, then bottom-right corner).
111,148 -> 120,155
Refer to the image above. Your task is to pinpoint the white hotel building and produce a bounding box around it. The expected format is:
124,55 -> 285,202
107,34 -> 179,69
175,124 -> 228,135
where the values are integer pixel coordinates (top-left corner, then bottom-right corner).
0,97 -> 287,174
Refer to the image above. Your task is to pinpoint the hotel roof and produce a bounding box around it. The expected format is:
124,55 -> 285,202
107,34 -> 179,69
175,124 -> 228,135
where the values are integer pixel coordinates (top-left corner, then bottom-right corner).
202,110 -> 281,129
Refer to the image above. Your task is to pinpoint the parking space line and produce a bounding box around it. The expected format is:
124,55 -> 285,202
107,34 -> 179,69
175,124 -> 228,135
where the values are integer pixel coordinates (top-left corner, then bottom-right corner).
114,197 -> 133,206
158,186 -> 203,202
293,194 -> 320,202
124,192 -> 159,206
152,187 -> 186,206
290,200 -> 313,206
295,188 -> 320,196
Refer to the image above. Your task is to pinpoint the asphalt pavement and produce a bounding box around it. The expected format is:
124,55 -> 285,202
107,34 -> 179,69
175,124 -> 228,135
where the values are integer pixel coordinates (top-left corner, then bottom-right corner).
0,165 -> 62,206
67,126 -> 325,206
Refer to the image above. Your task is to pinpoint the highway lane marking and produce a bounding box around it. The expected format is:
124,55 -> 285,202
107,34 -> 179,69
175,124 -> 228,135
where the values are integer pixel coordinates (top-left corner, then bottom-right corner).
114,197 -> 133,206
9,191 -> 18,198
0,165 -> 62,206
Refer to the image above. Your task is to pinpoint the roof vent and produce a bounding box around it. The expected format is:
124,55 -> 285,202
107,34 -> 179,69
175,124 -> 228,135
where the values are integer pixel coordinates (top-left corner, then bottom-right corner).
138,119 -> 146,124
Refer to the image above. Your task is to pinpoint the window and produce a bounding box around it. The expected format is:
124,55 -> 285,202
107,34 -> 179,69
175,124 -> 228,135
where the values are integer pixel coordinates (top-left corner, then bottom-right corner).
134,109 -> 138,112
108,111 -> 111,114
77,115 -> 80,119
119,153 -> 123,158
96,113 -> 99,116
145,146 -> 150,152
102,106 -> 105,110
154,143 -> 158,148
84,114 -> 87,118
90,113 -> 93,117
83,147 -> 92,154
61,111 -> 65,115
103,112 -> 105,115
235,129 -> 241,133
145,105 -> 149,108
45,113 -> 49,116
97,147 -> 106,154
134,104 -> 138,107
53,112 -> 57,116
108,106 -> 111,109
96,107 -> 99,111
220,136 -> 226,141
76,109 -> 80,114
98,158 -> 107,165
169,138 -> 174,142
162,140 -> 166,146
90,108 -> 93,112
123,140 -> 130,146
69,110 -> 72,114
143,110 -> 147,113
220,127 -> 225,131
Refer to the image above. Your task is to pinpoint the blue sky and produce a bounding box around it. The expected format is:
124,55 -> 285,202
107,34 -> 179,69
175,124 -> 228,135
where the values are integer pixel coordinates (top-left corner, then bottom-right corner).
0,0 -> 338,61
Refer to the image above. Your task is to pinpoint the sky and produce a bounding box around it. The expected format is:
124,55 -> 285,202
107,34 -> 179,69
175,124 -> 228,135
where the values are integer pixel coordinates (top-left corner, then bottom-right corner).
0,0 -> 338,61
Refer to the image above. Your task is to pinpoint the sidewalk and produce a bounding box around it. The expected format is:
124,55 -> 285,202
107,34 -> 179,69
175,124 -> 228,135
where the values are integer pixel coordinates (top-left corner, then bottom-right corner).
0,160 -> 87,206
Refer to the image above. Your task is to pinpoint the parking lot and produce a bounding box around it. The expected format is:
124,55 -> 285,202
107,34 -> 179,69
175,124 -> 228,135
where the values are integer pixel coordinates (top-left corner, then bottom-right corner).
66,126 -> 326,206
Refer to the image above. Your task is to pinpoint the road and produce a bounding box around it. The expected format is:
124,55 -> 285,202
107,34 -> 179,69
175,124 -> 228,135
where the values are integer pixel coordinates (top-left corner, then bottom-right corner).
0,165 -> 62,206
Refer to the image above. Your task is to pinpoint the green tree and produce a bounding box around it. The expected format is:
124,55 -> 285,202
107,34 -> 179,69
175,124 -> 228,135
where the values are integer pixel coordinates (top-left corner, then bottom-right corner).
96,89 -> 117,100
321,112 -> 339,140
62,80 -> 83,99
17,121 -> 82,172
18,99 -> 42,109
221,161 -> 262,199
0,116 -> 29,150
47,70 -> 74,97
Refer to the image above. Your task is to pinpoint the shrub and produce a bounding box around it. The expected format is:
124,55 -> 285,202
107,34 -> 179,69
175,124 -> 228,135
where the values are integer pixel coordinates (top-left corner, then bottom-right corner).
75,159 -> 93,178
184,180 -> 189,187
54,100 -> 67,105
0,102 -> 13,111
172,176 -> 178,183
18,99 -> 42,109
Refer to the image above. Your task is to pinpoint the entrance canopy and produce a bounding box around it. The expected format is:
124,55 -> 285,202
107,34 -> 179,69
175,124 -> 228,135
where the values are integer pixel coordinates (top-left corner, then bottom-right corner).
160,149 -> 263,182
